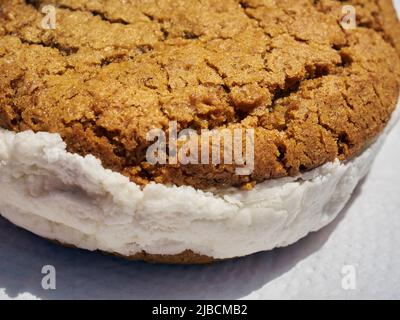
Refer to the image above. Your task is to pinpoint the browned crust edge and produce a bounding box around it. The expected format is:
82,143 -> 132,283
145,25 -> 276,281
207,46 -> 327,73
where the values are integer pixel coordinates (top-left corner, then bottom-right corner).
50,239 -> 217,264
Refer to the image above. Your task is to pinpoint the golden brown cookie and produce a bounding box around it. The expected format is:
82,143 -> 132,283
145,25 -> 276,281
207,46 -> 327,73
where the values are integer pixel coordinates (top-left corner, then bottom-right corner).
0,0 -> 399,264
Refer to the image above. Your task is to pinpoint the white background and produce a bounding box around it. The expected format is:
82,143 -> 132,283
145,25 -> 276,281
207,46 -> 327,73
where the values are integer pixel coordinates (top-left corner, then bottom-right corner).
0,1 -> 399,300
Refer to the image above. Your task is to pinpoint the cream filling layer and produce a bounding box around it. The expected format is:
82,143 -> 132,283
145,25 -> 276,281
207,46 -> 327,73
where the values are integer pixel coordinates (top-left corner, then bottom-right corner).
0,106 -> 398,259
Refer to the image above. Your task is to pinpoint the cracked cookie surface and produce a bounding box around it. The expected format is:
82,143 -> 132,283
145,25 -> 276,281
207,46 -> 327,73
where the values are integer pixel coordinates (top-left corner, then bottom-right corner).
0,0 -> 399,190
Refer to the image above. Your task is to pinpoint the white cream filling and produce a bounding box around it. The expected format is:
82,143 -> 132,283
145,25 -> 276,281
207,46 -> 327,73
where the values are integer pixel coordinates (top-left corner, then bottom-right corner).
0,106 -> 399,259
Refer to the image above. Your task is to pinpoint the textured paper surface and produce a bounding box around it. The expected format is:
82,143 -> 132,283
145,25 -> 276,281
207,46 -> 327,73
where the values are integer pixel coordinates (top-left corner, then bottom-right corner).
0,2 -> 399,300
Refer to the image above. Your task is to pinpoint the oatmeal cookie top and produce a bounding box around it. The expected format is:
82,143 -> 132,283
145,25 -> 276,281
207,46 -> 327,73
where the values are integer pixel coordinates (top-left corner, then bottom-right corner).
0,0 -> 399,189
